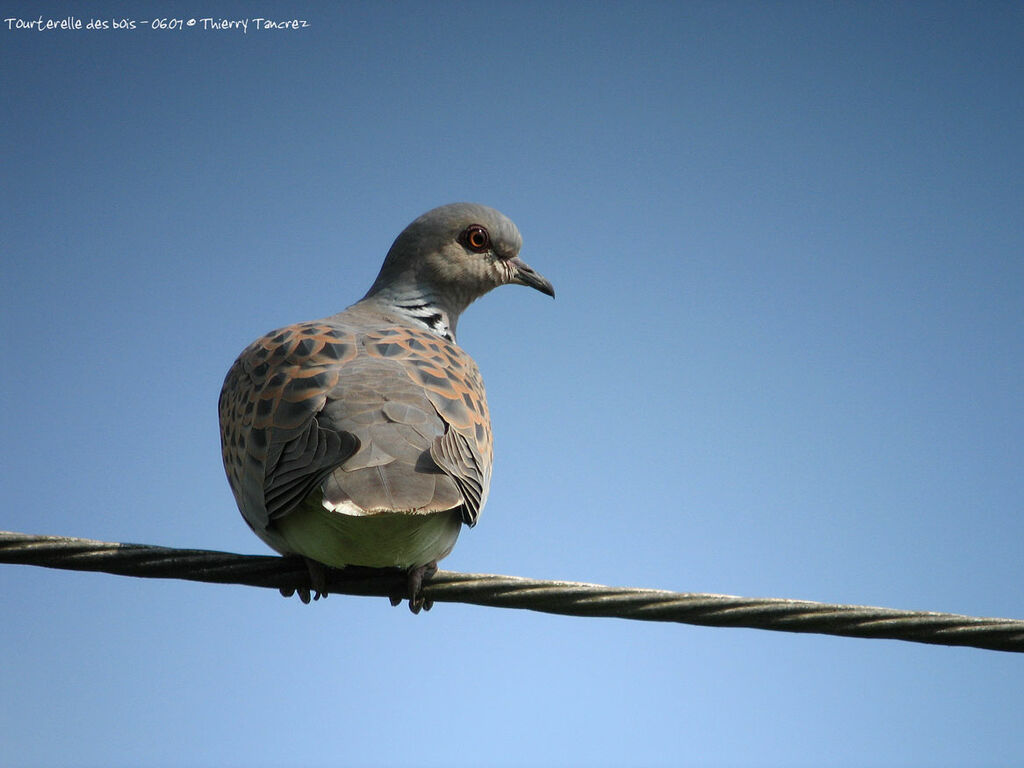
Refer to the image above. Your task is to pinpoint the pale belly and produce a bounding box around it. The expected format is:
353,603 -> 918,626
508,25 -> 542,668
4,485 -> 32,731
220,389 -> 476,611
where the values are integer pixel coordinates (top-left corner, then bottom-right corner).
275,500 -> 462,569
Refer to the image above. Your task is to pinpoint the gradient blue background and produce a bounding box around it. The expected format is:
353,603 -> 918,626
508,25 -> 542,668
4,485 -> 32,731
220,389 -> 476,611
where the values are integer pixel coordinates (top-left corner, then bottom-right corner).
3,2 -> 1022,766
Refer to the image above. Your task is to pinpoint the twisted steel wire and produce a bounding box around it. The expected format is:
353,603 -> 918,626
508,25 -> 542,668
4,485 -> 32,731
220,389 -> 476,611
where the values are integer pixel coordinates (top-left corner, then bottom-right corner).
2,530 -> 1021,653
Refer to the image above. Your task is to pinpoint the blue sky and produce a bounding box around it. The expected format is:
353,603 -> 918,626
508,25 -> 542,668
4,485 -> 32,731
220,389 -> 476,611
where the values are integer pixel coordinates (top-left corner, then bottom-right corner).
2,1 -> 1022,765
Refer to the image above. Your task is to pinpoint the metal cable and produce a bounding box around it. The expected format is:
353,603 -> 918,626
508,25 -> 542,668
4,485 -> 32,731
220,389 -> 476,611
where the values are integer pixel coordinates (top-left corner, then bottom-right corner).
2,530 -> 1021,653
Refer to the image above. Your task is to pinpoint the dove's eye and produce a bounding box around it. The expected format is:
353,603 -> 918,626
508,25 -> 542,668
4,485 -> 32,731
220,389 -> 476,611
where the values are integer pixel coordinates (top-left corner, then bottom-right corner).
460,225 -> 491,253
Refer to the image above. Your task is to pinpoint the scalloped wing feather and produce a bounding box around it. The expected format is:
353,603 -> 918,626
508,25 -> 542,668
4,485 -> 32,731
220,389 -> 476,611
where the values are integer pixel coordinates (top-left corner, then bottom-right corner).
219,317 -> 493,552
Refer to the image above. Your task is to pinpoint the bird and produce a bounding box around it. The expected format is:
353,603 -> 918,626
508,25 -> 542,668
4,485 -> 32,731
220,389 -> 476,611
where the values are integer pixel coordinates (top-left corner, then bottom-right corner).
218,203 -> 554,611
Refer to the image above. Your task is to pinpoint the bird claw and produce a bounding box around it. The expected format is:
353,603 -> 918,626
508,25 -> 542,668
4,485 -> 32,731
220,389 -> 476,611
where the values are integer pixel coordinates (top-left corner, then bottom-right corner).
279,559 -> 329,603
392,562 -> 437,613
281,560 -> 436,612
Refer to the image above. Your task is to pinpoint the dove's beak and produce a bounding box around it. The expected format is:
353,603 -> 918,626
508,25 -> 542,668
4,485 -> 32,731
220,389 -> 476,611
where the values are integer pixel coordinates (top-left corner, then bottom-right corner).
509,257 -> 555,298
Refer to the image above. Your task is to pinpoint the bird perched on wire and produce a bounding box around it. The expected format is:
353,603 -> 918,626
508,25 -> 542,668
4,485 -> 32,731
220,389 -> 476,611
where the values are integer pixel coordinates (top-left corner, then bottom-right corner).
218,203 -> 554,611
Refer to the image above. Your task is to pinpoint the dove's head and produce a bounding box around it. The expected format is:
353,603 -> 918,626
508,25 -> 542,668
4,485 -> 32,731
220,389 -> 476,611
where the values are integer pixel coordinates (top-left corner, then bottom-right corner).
364,203 -> 554,318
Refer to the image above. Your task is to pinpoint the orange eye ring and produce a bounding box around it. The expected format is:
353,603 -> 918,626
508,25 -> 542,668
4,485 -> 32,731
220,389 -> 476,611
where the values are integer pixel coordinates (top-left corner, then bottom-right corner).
460,224 -> 491,253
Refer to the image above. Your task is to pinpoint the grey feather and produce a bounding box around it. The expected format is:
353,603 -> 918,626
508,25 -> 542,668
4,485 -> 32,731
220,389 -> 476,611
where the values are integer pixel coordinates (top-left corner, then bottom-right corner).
218,203 -> 553,571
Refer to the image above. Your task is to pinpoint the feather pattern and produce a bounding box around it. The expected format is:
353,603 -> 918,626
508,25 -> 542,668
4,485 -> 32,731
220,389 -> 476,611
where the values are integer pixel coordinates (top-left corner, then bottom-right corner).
218,203 -> 552,571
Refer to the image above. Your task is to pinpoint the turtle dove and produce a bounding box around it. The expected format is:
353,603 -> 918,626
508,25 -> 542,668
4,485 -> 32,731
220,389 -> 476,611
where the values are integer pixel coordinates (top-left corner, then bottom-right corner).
219,203 -> 553,610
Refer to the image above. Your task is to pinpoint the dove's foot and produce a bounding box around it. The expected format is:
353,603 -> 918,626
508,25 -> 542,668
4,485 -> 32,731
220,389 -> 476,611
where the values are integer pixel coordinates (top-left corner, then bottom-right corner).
279,558 -> 331,603
389,561 -> 437,614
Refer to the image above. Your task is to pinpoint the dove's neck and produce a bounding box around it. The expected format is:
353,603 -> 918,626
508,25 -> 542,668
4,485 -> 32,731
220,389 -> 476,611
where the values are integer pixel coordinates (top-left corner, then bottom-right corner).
362,284 -> 464,342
